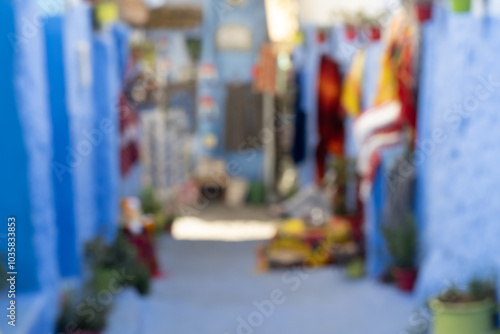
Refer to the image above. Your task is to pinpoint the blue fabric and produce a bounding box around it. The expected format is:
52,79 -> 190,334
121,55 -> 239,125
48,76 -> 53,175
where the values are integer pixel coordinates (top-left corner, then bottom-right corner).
365,145 -> 406,278
294,26 -> 321,187
365,166 -> 388,278
92,28 -> 121,242
44,15 -> 80,277
416,4 -> 500,301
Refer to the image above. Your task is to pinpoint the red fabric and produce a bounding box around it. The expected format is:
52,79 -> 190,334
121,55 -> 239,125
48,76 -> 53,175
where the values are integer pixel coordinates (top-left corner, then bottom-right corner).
394,40 -> 417,134
316,55 -> 343,181
119,92 -> 139,176
125,229 -> 160,276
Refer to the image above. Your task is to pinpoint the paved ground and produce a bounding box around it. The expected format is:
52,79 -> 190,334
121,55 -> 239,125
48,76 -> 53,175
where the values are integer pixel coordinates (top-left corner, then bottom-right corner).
105,236 -> 420,334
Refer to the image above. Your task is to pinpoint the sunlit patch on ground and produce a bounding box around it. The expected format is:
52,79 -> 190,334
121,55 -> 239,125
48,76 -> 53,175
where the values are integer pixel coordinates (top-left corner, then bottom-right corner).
171,216 -> 278,241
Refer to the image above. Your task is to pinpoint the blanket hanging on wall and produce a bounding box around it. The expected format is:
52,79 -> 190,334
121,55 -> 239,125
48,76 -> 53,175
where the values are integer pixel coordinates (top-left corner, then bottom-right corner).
120,92 -> 140,176
292,71 -> 307,164
316,55 -> 343,181
224,83 -> 264,151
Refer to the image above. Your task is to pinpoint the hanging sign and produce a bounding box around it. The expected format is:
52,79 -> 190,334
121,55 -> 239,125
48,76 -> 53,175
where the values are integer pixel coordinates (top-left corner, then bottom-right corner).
216,24 -> 252,51
146,6 -> 203,29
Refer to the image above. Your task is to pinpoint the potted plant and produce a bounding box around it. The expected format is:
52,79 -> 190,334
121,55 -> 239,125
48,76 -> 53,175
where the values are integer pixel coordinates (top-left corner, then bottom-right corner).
338,11 -> 362,41
56,289 -> 111,334
365,24 -> 381,41
331,157 -> 363,243
85,232 -> 152,295
412,0 -> 434,23
451,0 -> 471,13
346,257 -> 365,279
140,186 -> 164,228
345,24 -> 358,41
383,215 -> 418,292
360,14 -> 385,42
430,279 -> 496,334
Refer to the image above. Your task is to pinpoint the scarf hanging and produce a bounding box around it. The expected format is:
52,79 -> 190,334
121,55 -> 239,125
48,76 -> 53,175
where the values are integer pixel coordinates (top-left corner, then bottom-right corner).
341,49 -> 366,117
316,55 -> 343,181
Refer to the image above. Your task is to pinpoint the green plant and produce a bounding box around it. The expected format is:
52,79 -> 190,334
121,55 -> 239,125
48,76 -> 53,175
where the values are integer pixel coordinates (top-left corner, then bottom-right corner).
439,279 -> 495,304
130,263 -> 151,295
85,231 -> 152,296
56,288 -> 111,333
0,253 -> 7,290
86,232 -> 139,269
140,186 -> 162,215
331,158 -> 357,215
383,215 -> 417,268
430,278 -> 496,334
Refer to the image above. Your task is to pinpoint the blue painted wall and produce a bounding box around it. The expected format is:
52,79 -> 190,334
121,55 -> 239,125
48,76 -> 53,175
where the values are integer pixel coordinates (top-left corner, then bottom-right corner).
0,0 -> 59,293
0,0 -> 60,332
416,4 -> 500,300
45,15 -> 80,278
0,0 -> 39,293
93,27 -> 122,242
63,4 -> 98,250
198,0 -> 268,182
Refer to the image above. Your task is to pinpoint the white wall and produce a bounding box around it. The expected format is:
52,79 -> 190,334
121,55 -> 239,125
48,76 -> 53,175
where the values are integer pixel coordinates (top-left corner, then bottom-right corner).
297,0 -> 400,26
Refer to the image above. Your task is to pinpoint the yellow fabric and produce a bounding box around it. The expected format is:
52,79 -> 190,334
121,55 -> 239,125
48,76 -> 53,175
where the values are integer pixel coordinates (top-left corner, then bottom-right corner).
341,49 -> 366,117
374,51 -> 399,105
374,13 -> 416,105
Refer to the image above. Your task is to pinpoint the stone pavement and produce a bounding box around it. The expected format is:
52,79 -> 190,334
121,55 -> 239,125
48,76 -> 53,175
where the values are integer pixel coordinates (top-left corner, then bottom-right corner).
105,234 -> 421,334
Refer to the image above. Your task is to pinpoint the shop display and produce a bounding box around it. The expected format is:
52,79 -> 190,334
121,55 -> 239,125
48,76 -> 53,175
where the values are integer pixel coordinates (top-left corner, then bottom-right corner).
257,213 -> 364,271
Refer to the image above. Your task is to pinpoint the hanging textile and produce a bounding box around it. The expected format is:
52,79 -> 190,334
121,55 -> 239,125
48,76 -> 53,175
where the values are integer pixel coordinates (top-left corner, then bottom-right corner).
292,71 -> 306,164
224,83 -> 263,151
375,14 -> 417,136
316,55 -> 343,181
355,13 -> 417,199
341,49 -> 366,117
119,92 -> 140,176
354,101 -> 404,199
383,156 -> 416,229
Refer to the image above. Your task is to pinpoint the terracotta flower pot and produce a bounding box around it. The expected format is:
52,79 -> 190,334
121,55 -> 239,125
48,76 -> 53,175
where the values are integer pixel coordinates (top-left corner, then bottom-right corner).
345,25 -> 357,41
452,0 -> 471,12
366,26 -> 381,41
415,2 -> 433,23
393,267 -> 417,292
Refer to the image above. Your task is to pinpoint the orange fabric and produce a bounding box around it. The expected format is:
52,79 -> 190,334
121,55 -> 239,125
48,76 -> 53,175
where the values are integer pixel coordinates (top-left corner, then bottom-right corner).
316,55 -> 343,181
341,49 -> 366,117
